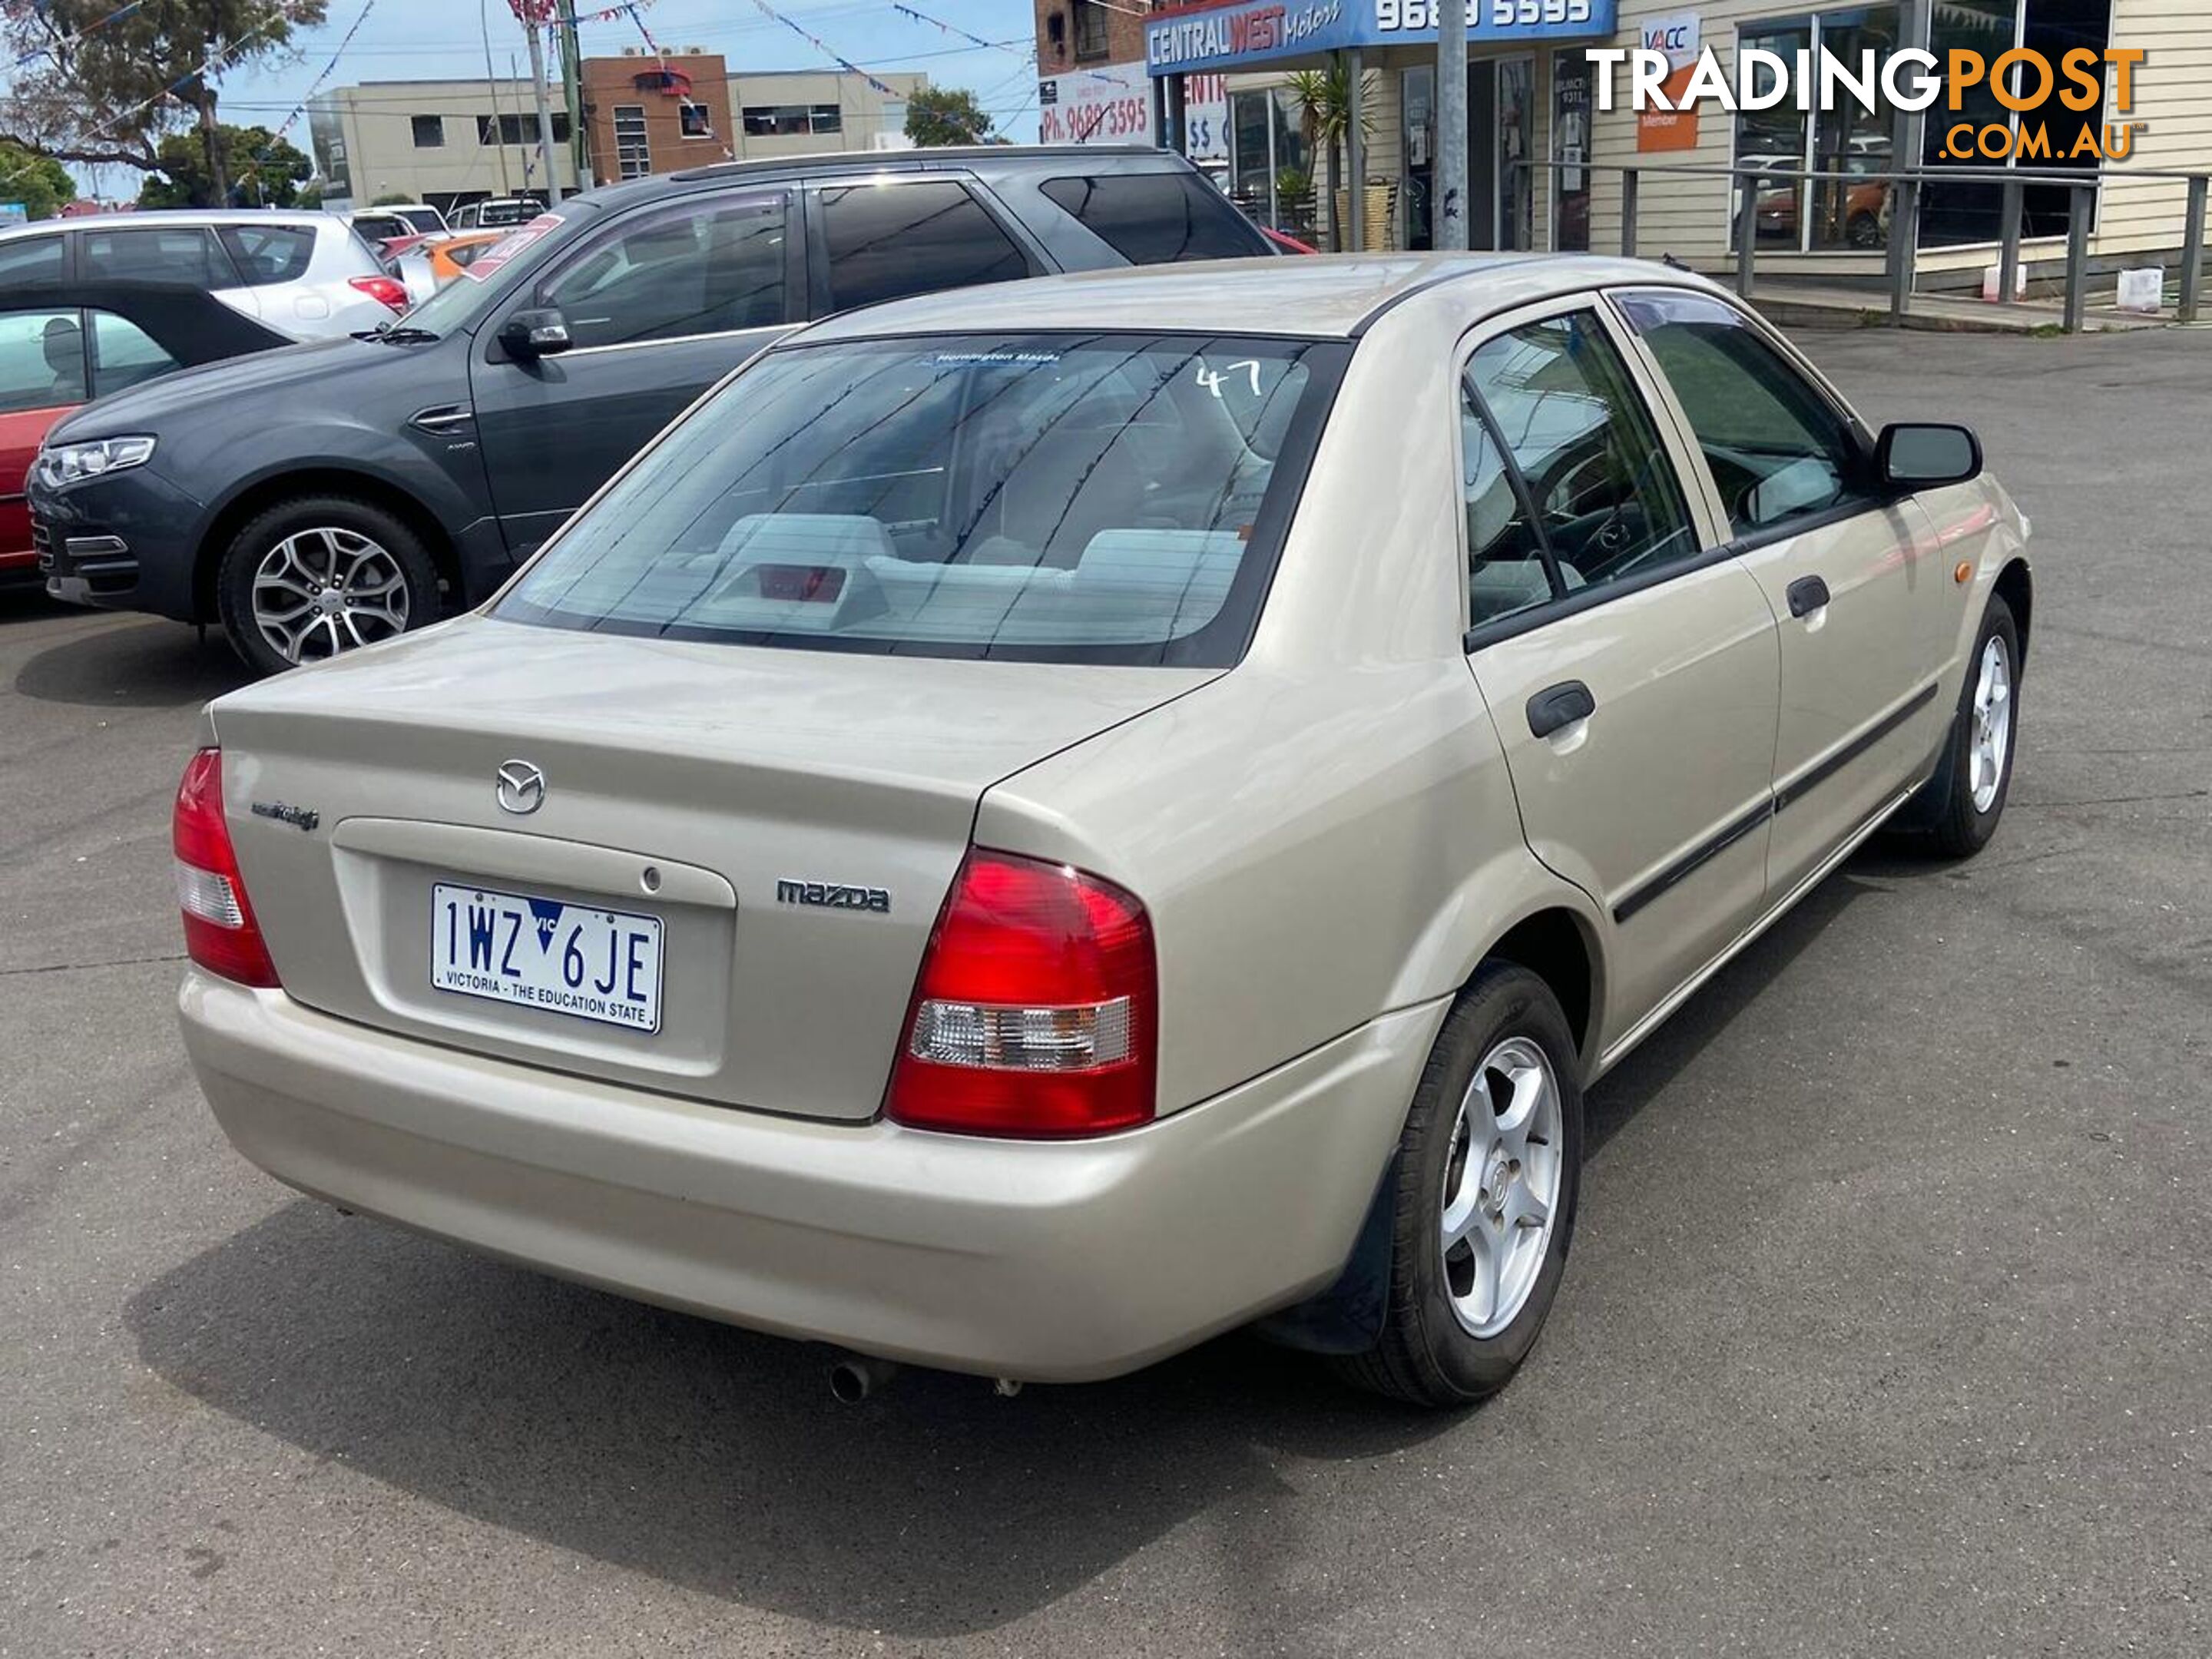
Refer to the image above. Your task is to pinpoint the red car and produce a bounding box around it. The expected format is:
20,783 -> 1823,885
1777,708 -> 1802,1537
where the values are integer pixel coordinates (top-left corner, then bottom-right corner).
0,280 -> 290,587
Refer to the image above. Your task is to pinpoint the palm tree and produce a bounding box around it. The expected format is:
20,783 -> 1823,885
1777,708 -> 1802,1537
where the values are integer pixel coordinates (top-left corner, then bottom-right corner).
1287,63 -> 1376,251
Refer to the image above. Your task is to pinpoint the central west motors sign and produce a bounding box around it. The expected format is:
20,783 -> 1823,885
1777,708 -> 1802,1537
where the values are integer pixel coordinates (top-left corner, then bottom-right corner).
1146,0 -> 1617,75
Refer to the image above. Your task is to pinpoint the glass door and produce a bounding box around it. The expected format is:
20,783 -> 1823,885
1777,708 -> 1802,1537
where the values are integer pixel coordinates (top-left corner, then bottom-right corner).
1496,57 -> 1534,252
1551,49 -> 1590,251
1402,65 -> 1435,251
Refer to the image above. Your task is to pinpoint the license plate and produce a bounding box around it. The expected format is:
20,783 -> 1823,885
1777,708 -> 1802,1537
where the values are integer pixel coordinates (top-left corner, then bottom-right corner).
430,882 -> 663,1034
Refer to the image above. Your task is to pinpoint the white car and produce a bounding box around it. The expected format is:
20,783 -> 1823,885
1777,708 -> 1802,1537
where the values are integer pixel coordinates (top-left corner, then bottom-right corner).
0,210 -> 408,342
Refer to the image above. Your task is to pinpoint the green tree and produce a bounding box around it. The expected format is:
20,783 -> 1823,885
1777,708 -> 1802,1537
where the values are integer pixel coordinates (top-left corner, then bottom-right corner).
0,143 -> 79,221
0,0 -> 327,201
369,191 -> 416,207
137,124 -> 313,208
904,87 -> 995,147
1286,65 -> 1376,251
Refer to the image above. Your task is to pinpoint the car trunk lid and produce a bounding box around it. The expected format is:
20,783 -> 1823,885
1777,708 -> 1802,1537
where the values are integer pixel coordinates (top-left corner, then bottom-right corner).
209,615 -> 1214,1121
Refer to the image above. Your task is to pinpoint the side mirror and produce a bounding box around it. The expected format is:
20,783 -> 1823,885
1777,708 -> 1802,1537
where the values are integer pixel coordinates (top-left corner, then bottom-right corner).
1876,422 -> 1981,491
498,306 -> 572,359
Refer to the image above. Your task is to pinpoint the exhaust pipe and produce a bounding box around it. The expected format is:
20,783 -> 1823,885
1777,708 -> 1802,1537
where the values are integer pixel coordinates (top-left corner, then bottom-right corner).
827,1353 -> 901,1403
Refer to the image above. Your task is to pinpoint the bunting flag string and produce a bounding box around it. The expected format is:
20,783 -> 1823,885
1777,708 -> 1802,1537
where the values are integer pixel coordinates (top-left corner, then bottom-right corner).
887,2 -> 1030,61
745,0 -> 899,98
262,0 -> 378,145
10,0 -> 146,70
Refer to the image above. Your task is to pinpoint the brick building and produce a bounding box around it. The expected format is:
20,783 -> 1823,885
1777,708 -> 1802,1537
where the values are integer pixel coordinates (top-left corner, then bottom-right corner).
581,50 -> 740,181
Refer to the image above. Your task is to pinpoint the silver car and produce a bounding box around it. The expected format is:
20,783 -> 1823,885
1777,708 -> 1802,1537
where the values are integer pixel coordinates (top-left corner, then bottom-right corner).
0,210 -> 405,341
173,255 -> 2032,1406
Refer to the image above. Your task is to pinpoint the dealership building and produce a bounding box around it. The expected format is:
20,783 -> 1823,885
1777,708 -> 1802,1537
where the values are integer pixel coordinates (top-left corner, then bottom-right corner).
1033,0 -> 2211,287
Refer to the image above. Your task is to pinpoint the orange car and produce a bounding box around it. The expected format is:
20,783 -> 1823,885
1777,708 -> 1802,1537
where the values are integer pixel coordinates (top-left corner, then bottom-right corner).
422,229 -> 510,285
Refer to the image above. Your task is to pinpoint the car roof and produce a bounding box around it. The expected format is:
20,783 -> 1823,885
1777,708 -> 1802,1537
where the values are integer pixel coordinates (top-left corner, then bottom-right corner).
0,280 -> 295,357
0,209 -> 333,240
566,143 -> 1190,217
793,252 -> 1720,344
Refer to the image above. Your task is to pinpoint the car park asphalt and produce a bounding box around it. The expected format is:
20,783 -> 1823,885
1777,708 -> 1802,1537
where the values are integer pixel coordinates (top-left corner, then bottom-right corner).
2,324 -> 2206,1658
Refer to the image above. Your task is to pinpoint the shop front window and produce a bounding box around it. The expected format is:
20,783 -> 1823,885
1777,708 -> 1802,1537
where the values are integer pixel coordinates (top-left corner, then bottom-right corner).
1733,9 -> 1899,253
1922,0 -> 2108,246
1227,87 -> 1313,239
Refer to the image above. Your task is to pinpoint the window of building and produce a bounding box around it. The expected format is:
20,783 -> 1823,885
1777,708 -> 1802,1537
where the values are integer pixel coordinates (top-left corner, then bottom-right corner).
679,103 -> 713,139
1732,8 -> 1899,254
818,181 -> 1029,312
613,104 -> 651,178
411,114 -> 445,148
740,104 -> 841,137
1040,174 -> 1264,263
1227,88 -> 1312,238
1072,0 -> 1111,61
1921,0 -> 2108,245
478,111 -> 573,146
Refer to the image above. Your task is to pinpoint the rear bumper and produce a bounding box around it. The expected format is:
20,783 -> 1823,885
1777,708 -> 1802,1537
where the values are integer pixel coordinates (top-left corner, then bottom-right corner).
180,972 -> 1442,1382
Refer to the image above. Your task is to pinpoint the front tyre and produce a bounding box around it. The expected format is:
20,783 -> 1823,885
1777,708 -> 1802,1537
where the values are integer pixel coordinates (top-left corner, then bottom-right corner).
1336,963 -> 1584,1408
1926,594 -> 2021,858
216,495 -> 439,674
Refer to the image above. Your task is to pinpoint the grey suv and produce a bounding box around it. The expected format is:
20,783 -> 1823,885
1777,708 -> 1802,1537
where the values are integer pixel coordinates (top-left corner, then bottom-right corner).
29,147 -> 1273,671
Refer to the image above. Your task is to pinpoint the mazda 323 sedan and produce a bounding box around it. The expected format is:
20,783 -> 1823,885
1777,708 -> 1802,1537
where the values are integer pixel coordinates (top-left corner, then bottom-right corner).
175,256 -> 2032,1406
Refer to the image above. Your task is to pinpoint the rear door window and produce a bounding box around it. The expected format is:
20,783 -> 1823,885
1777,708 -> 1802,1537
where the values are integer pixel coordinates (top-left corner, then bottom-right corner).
1040,173 -> 1266,263
1462,310 -> 1700,611
0,309 -> 86,412
0,235 -> 65,284
80,227 -> 236,287
816,182 -> 1030,313
217,224 -> 318,286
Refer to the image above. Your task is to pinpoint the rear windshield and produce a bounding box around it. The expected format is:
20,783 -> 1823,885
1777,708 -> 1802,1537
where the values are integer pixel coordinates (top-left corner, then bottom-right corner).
495,332 -> 1346,665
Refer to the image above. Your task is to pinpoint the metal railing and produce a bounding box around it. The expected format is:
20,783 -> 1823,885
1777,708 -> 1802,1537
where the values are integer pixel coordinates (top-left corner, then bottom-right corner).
1506,160 -> 2210,332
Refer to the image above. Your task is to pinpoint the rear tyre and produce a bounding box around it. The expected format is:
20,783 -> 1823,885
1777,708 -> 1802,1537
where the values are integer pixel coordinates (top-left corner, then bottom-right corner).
1335,962 -> 1584,1409
216,495 -> 439,675
1922,595 -> 2020,859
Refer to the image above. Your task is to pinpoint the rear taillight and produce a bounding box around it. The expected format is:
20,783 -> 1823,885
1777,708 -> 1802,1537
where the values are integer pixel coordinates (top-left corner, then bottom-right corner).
173,748 -> 280,988
887,849 -> 1156,1137
349,273 -> 410,313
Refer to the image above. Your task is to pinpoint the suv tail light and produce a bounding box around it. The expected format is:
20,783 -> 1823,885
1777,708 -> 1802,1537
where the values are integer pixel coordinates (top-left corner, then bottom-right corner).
887,849 -> 1156,1137
174,748 -> 280,988
349,273 -> 411,313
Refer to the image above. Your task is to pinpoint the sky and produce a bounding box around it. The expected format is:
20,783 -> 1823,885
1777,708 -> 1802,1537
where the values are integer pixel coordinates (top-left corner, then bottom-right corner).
69,0 -> 1045,199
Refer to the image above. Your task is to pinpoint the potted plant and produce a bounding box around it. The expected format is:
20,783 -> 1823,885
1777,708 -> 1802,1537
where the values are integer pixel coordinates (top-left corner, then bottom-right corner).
1287,64 -> 1377,251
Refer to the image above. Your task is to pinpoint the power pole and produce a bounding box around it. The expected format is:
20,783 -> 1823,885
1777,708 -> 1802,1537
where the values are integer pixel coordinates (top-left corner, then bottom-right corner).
558,0 -> 588,190
521,9 -> 560,202
481,0 -> 513,194
1436,0 -> 1467,249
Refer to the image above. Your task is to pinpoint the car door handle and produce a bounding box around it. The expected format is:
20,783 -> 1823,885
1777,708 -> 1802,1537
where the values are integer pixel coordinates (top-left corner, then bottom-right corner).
1527,680 -> 1596,738
1787,575 -> 1831,618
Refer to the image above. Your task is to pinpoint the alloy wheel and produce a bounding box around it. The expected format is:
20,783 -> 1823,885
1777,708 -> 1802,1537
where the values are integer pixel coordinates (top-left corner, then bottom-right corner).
1968,634 -> 2012,813
251,527 -> 412,664
1440,1035 -> 1565,1339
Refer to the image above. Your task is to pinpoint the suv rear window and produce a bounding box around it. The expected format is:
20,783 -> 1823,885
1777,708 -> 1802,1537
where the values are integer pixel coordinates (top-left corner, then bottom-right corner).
1040,174 -> 1267,263
819,183 -> 1029,312
496,333 -> 1347,666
